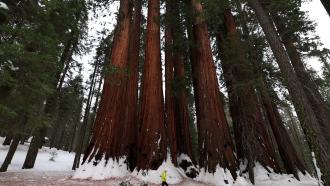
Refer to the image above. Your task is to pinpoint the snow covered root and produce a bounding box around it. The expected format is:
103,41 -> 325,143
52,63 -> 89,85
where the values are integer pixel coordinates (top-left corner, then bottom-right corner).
177,153 -> 199,178
132,157 -> 183,184
73,157 -> 130,180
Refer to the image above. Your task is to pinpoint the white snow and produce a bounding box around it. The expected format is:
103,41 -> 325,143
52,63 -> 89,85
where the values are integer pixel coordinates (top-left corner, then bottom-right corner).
195,165 -> 235,185
311,152 -> 323,185
132,155 -> 184,184
194,162 -> 319,186
0,137 -> 321,185
0,137 -> 75,172
0,1 -> 8,10
73,156 -> 130,180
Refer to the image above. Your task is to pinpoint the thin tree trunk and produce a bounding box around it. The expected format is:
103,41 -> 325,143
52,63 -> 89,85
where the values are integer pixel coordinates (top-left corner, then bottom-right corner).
22,127 -> 47,169
2,136 -> 12,146
270,14 -> 330,144
73,56 -> 99,170
0,135 -> 20,172
136,0 -> 167,170
282,39 -> 330,142
187,0 -> 237,176
247,0 -> 330,183
258,77 -> 306,178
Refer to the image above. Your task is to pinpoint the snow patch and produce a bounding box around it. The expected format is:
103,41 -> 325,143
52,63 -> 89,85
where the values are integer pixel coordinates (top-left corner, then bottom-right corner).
0,137 -> 75,171
311,152 -> 323,185
73,156 -> 129,180
195,165 -> 235,185
0,1 -> 8,10
132,156 -> 183,184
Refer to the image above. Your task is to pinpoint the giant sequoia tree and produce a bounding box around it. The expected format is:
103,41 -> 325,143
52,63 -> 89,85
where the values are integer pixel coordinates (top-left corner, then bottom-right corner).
136,0 -> 167,170
187,0 -> 237,176
82,0 -> 132,164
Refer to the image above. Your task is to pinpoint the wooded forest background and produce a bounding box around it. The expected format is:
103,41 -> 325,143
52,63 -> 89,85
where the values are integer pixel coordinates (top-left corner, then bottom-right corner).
0,0 -> 330,185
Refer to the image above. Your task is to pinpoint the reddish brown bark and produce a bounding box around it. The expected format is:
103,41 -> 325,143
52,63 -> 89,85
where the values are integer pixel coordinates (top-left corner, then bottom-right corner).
188,0 -> 237,176
173,52 -> 194,159
120,0 -> 142,170
170,0 -> 194,160
217,10 -> 280,183
164,0 -> 177,165
136,0 -> 167,170
82,0 -> 131,164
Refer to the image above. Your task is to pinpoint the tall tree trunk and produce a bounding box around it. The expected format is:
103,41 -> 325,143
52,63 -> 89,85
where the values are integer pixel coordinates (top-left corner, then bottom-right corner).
173,48 -> 194,160
217,9 -> 280,183
136,0 -> 167,170
22,127 -> 47,169
247,0 -> 330,183
120,0 -> 142,171
164,0 -> 178,165
258,77 -> 306,178
171,0 -> 194,161
188,0 -> 237,176
73,56 -> 99,170
0,135 -> 20,172
82,0 -> 132,165
282,39 -> 330,142
270,14 -> 330,144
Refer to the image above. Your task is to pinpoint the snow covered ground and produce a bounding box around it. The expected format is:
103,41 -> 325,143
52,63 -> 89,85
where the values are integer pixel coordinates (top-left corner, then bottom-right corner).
0,137 -> 321,185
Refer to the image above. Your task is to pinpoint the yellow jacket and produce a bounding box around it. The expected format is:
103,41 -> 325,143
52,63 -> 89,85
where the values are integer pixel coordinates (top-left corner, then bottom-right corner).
161,171 -> 167,182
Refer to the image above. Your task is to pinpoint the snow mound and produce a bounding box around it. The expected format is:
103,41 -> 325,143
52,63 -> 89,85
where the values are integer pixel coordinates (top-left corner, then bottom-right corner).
73,156 -> 130,180
0,2 -> 8,10
195,165 -> 235,185
236,162 -> 320,186
132,157 -> 183,184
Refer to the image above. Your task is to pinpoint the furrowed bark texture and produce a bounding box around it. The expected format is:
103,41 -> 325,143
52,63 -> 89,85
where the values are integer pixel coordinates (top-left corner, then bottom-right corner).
189,0 -> 237,176
247,0 -> 330,183
165,0 -> 178,165
121,0 -> 142,171
82,0 -> 131,164
136,0 -> 167,170
173,50 -> 194,159
217,9 -> 280,183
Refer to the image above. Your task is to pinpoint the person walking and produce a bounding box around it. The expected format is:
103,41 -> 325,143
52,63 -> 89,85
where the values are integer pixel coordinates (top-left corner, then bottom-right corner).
161,170 -> 168,186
